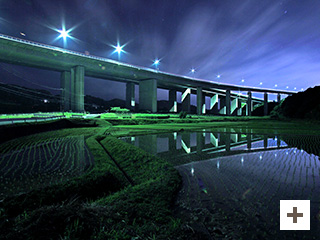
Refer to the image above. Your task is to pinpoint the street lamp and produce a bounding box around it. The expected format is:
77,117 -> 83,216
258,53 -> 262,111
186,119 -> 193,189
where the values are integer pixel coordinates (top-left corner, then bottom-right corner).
111,41 -> 126,60
153,59 -> 160,70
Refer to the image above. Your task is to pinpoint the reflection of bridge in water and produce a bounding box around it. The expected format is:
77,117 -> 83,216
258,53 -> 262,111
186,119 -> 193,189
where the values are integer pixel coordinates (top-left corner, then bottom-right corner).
122,131 -> 289,164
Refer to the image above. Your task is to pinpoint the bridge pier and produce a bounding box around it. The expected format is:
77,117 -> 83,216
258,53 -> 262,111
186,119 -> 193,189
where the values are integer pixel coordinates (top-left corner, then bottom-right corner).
139,79 -> 157,113
169,90 -> 177,112
197,87 -> 206,115
277,93 -> 281,103
209,94 -> 219,114
226,90 -> 231,116
126,82 -> 135,111
70,66 -> 85,112
60,71 -> 71,111
181,88 -> 191,113
246,91 -> 252,116
264,92 -> 268,116
231,97 -> 238,115
219,96 -> 226,114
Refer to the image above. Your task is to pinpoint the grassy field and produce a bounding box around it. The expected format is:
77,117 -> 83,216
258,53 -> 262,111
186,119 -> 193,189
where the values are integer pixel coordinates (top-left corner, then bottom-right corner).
0,114 -> 320,239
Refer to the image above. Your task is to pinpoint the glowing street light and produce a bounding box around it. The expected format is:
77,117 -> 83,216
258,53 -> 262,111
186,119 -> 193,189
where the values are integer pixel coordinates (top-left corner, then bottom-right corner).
241,79 -> 245,83
153,59 -> 160,70
51,23 -> 76,47
216,74 -> 221,79
191,68 -> 195,73
111,41 -> 127,60
58,28 -> 71,40
275,84 -> 278,87
259,82 -> 263,85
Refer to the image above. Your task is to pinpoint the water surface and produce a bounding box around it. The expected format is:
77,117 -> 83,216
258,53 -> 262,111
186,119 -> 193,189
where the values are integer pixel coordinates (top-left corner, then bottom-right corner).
122,130 -> 320,239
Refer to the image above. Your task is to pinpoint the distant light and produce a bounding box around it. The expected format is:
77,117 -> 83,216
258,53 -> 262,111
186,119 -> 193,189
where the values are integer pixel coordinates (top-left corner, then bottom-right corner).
301,88 -> 304,91
286,86 -> 289,89
294,87 -> 297,90
275,84 -> 278,87
20,32 -> 26,36
241,79 -> 245,82
216,74 -> 221,79
154,59 -> 160,65
259,82 -> 263,85
43,99 -> 48,103
191,68 -> 195,73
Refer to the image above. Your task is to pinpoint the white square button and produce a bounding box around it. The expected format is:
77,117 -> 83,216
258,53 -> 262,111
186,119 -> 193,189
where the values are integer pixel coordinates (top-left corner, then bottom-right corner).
280,200 -> 310,230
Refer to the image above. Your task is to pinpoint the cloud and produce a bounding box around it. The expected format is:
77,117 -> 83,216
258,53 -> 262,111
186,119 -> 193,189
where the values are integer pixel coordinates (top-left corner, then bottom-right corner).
161,0 -> 320,92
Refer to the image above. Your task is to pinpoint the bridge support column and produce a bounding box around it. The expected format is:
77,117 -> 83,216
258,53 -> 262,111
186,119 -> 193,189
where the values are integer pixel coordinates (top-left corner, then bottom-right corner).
181,88 -> 191,113
169,90 -> 177,112
210,94 -> 219,114
197,87 -> 205,115
231,97 -> 238,115
226,90 -> 231,116
219,96 -> 226,114
264,92 -> 268,116
239,100 -> 245,116
277,93 -> 281,103
139,79 -> 157,113
126,82 -> 135,111
60,71 -> 71,111
70,66 -> 85,112
246,91 -> 252,116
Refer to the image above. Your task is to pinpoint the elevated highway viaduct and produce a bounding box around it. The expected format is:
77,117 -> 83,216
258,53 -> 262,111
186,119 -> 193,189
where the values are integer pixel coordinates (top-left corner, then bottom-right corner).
0,34 -> 295,115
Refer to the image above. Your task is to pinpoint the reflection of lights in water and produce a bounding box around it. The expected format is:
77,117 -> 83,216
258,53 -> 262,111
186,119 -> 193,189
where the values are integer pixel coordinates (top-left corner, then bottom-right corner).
286,151 -> 289,155
191,167 -> 194,176
241,156 -> 244,165
197,177 -> 208,194
294,150 -> 296,154
259,155 -> 262,160
274,153 -> 277,157
217,160 -> 220,169
275,137 -> 277,141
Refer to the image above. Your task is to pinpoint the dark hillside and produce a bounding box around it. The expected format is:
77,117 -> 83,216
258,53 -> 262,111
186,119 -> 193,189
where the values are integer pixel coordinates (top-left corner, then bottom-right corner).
271,86 -> 320,120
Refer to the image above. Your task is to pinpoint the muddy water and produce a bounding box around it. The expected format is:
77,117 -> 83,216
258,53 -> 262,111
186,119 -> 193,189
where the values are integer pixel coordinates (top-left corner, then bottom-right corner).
122,131 -> 320,239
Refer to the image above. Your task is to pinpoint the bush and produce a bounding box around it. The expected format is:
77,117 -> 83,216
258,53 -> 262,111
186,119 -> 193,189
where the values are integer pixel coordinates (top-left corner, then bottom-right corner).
110,107 -> 130,113
179,111 -> 188,119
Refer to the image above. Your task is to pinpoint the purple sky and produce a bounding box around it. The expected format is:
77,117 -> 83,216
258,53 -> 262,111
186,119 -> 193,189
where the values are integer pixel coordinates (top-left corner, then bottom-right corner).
0,0 -> 319,102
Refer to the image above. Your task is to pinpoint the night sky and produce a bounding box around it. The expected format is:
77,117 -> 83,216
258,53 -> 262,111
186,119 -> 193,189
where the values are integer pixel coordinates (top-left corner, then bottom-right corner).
0,0 -> 319,102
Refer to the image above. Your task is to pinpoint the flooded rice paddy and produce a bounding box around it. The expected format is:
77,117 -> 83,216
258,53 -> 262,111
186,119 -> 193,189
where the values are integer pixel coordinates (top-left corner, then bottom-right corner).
122,130 -> 320,239
0,135 -> 94,199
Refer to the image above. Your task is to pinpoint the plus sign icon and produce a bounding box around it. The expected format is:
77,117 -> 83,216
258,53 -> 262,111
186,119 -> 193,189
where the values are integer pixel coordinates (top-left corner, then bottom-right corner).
280,200 -> 310,230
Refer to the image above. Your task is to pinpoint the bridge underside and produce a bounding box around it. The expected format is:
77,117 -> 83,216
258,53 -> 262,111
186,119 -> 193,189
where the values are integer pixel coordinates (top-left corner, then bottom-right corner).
58,69 -> 278,116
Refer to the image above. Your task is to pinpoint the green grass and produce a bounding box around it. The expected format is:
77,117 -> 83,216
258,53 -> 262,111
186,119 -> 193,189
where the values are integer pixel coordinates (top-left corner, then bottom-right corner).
1,115 -> 320,239
0,112 -> 85,119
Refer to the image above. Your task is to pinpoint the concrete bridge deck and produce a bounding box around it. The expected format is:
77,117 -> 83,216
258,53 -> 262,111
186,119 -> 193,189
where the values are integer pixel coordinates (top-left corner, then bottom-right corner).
0,34 -> 296,115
